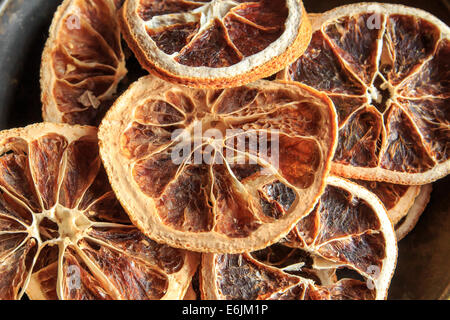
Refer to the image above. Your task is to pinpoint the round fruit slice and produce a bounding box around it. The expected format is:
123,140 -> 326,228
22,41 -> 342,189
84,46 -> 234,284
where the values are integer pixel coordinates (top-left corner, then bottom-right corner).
41,0 -> 127,125
350,180 -> 432,240
201,176 -> 397,300
0,123 -> 197,300
280,3 -> 450,185
99,75 -> 337,253
119,0 -> 312,88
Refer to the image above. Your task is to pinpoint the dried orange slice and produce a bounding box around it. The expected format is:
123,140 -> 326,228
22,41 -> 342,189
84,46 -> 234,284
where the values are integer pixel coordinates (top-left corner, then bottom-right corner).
41,0 -> 127,125
351,180 -> 432,240
0,123 -> 197,300
119,0 -> 312,88
99,75 -> 337,253
281,3 -> 450,184
183,283 -> 197,300
201,176 -> 397,300
183,269 -> 200,300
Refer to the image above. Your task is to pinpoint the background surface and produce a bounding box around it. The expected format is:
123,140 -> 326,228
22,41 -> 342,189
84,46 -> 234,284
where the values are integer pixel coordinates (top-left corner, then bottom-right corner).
0,0 -> 448,299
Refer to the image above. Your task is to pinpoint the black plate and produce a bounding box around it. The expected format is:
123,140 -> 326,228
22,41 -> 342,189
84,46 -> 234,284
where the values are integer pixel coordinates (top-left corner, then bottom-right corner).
0,0 -> 449,299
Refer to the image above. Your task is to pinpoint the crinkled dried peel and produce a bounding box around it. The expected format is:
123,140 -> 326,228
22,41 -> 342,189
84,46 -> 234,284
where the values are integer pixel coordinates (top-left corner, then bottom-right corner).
99,76 -> 337,253
201,176 -> 397,300
281,3 -> 450,184
41,0 -> 127,125
120,0 -> 311,88
0,123 -> 198,300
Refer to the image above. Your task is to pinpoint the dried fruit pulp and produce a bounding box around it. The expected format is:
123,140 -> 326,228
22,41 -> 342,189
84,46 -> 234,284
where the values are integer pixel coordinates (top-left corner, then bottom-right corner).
350,179 -> 432,240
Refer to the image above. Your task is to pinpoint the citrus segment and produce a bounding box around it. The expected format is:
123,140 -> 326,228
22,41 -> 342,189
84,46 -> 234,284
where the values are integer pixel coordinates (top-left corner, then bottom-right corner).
381,104 -> 435,173
41,0 -> 127,125
398,98 -> 449,162
334,106 -> 383,168
0,239 -> 37,300
212,253 -> 300,300
282,3 -> 450,184
287,31 -> 365,95
381,15 -> 441,86
0,124 -> 198,300
99,76 -> 337,253
60,246 -> 113,300
120,0 -> 312,88
398,39 -> 449,98
29,134 -> 68,210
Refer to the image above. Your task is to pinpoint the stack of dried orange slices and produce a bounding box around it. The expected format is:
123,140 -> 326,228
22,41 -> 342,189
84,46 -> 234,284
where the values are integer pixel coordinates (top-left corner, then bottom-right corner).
0,0 -> 448,300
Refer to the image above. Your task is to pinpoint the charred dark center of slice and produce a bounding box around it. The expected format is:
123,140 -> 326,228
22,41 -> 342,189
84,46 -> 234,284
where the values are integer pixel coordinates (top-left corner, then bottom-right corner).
368,75 -> 394,114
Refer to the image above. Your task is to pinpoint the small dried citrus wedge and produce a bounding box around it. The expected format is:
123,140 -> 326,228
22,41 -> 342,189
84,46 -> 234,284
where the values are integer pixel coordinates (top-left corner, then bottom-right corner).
0,123 -> 197,300
201,176 -> 397,300
119,0 -> 312,88
351,180 -> 432,240
99,76 -> 337,253
281,3 -> 450,185
41,0 -> 127,125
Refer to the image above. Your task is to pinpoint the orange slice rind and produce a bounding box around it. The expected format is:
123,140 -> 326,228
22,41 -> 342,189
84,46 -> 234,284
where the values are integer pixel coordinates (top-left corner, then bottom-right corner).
201,176 -> 397,300
0,123 -> 198,300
